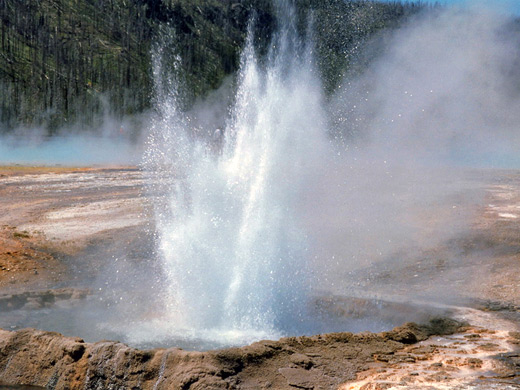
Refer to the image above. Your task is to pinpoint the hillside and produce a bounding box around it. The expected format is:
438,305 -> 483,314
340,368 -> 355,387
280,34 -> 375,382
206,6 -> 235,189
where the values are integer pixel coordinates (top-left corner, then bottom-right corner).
0,0 -> 424,134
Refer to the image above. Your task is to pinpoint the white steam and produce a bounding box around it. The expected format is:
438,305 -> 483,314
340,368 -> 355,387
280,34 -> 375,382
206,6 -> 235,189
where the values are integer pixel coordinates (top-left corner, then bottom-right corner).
318,4 -> 520,295
0,114 -> 147,166
332,6 -> 520,167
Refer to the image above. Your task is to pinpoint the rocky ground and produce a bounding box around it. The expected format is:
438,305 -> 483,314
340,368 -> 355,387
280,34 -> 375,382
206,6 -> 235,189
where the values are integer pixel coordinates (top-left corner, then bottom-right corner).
0,166 -> 519,389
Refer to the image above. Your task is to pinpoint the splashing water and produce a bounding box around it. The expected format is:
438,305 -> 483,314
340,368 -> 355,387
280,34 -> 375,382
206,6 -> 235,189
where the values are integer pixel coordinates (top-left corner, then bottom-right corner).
142,4 -> 330,347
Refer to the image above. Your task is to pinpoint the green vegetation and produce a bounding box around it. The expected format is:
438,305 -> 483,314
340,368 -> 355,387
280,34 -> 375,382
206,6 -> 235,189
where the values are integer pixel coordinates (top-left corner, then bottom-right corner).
0,0 -> 427,134
1,0 -> 152,132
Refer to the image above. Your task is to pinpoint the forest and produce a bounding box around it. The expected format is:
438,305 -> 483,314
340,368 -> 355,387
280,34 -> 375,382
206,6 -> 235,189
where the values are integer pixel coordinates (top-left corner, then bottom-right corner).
0,0 -> 428,134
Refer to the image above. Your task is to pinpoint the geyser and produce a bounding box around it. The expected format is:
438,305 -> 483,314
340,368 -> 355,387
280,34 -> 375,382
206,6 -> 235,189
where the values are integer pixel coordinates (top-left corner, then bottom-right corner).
143,3 -> 330,347
131,2 -> 520,350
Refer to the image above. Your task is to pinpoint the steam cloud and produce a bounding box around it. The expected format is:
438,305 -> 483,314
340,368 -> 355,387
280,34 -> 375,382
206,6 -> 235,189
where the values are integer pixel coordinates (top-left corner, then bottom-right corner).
0,113 -> 147,166
332,5 -> 520,167
316,4 -> 520,296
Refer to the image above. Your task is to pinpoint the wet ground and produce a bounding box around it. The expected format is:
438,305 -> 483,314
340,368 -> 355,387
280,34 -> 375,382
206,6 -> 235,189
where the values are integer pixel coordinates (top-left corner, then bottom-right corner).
0,166 -> 149,291
0,166 -> 519,389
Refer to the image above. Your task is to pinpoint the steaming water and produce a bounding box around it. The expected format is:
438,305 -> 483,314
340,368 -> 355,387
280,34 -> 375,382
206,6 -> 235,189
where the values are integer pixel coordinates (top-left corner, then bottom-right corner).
0,135 -> 141,166
142,5 -> 333,347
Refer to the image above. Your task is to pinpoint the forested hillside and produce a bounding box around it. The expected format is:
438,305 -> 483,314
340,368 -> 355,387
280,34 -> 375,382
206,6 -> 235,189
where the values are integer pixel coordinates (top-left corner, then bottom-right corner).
0,0 -> 425,134
1,0 -> 157,132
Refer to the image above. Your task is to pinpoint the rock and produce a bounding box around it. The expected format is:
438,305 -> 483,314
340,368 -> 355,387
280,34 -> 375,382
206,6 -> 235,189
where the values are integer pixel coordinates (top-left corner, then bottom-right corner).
0,317 -> 461,389
0,288 -> 90,313
289,353 -> 313,369
466,358 -> 483,368
359,383 -> 394,390
278,367 -> 316,389
509,331 -> 520,340
23,297 -> 43,310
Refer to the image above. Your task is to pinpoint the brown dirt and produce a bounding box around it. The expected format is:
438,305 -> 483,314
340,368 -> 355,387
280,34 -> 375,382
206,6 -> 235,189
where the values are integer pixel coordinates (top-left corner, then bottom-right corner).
0,165 -> 147,292
0,225 -> 65,291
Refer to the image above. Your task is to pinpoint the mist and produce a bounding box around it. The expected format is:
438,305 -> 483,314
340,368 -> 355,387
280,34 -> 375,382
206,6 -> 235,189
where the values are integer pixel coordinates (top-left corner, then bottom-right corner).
331,5 -> 520,168
313,4 -> 520,300
0,114 -> 148,166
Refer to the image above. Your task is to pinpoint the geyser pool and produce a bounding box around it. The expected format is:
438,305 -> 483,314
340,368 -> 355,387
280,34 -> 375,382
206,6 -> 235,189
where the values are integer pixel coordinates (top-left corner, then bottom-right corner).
142,3 -> 332,347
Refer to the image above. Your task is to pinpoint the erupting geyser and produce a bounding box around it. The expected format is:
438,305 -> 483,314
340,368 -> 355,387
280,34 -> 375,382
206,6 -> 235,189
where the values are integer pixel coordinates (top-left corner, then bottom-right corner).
143,3 -> 329,347
134,1 -> 520,350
